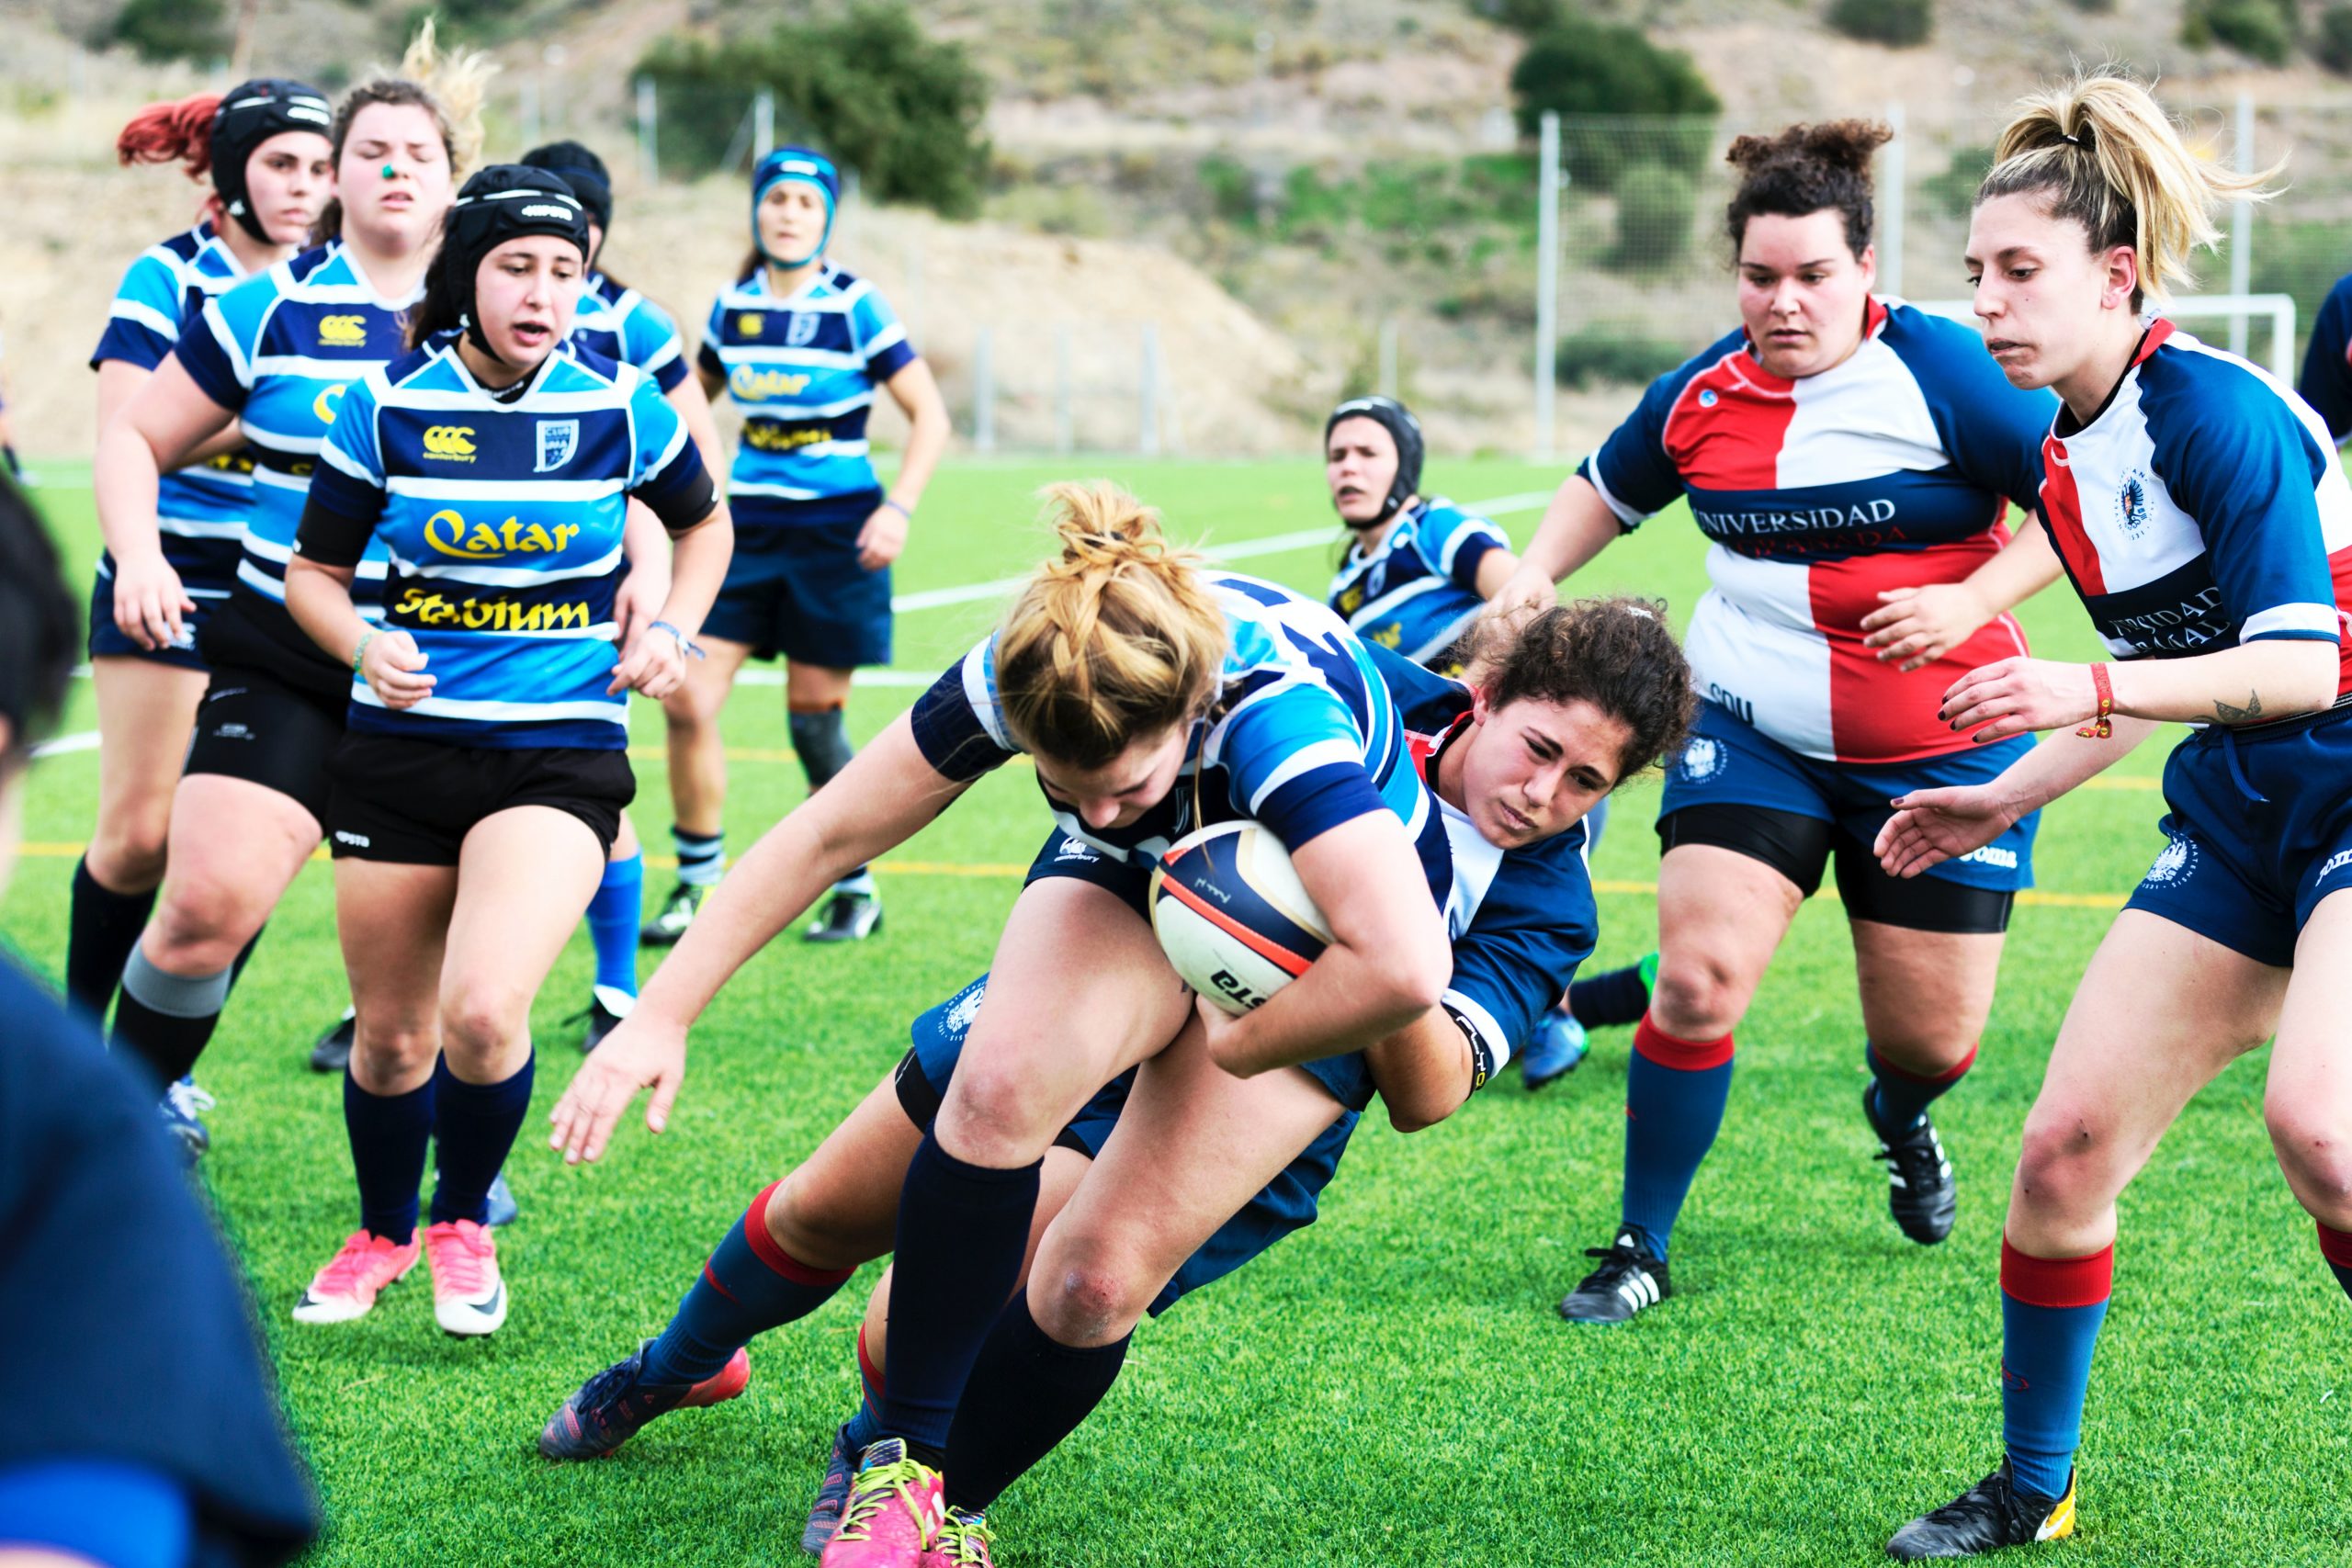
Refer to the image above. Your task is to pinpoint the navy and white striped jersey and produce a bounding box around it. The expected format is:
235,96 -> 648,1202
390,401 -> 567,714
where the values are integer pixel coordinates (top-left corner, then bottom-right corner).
568,273 -> 687,394
89,222 -> 256,605
175,243 -> 414,652
1326,497 -> 1510,666
909,573 -> 1432,864
695,264 -> 915,514
1376,644 -> 1598,1082
297,336 -> 713,749
2040,320 -> 2352,704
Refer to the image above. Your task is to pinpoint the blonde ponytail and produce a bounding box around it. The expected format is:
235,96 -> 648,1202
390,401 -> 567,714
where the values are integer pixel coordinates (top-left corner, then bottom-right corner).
995,482 -> 1228,769
1979,68 -> 2279,307
312,17 -> 498,244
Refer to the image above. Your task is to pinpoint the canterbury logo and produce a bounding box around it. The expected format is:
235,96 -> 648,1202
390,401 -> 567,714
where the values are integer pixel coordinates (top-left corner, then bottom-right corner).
318,314 -> 368,347
422,425 -> 478,462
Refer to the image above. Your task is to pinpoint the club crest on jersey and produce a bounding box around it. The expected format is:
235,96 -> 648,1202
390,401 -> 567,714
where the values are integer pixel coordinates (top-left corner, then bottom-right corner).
2141,834 -> 2197,890
1677,735 -> 1725,783
318,314 -> 368,347
1698,389 -> 1719,408
422,424 -> 477,463
535,419 -> 580,472
786,311 -> 822,348
2117,472 -> 2151,537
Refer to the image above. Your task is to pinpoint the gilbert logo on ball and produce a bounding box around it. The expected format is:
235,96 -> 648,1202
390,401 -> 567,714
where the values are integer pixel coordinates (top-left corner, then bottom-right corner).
1149,822 -> 1332,1016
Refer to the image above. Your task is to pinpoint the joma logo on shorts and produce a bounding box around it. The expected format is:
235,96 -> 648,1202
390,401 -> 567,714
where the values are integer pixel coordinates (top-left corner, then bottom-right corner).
2318,850 -> 2352,885
333,830 -> 371,848
422,425 -> 477,462
1959,845 -> 2018,870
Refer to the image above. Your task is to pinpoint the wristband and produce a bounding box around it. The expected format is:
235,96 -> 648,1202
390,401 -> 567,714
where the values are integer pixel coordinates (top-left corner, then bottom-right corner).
2076,662 -> 2114,739
650,619 -> 706,660
352,629 -> 376,676
882,497 -> 912,522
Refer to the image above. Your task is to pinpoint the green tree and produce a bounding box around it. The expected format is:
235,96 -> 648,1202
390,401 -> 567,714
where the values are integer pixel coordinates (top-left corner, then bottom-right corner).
1509,17 -> 1719,191
111,0 -> 229,62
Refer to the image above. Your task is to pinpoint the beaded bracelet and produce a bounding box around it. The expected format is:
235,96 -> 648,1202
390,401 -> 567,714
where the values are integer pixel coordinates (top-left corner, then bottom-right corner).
352,629 -> 376,676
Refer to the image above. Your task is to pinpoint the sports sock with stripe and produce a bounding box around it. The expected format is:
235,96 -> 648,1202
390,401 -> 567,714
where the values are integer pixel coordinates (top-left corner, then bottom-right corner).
584,850 -> 643,1002
2319,1222 -> 2352,1303
1567,959 -> 1651,1030
428,1053 -> 535,1226
790,705 -> 872,890
1999,1235 -> 2110,1500
66,857 -> 156,1022
1866,1040 -> 1977,1131
642,1180 -> 854,1385
879,1131 -> 1043,1464
1619,1014 -> 1735,1258
344,1069 -> 435,1247
673,826 -> 725,888
111,945 -> 232,1092
942,1292 -> 1129,1515
841,1323 -> 887,1453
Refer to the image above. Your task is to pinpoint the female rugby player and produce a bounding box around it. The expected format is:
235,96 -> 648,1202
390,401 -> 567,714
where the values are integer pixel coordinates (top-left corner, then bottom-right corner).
1320,392 -> 1655,1086
1876,73 -> 2351,1558
556,481 -> 1457,1554
1492,121 -> 2069,1321
647,146 -> 951,948
76,82 -> 333,1149
92,32 -> 482,1119
538,601 -> 1694,1567
281,165 -> 729,1336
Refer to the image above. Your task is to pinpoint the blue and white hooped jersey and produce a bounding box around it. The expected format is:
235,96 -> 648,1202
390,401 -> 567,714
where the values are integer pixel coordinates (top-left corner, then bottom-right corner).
1582,298 -> 2055,764
1327,497 -> 1510,667
89,223 -> 256,592
2040,321 -> 2352,705
910,573 -> 1432,864
2296,271 -> 2352,447
176,243 -> 414,623
695,264 -> 916,513
300,337 -> 707,750
1377,646 -> 1598,1084
568,273 -> 687,394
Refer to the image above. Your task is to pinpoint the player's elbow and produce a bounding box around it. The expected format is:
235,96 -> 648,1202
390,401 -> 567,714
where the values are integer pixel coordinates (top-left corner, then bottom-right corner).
2278,640 -> 2342,716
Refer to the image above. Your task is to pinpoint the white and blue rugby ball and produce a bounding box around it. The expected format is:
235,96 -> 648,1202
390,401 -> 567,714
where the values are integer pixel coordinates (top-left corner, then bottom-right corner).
1148,821 -> 1333,1015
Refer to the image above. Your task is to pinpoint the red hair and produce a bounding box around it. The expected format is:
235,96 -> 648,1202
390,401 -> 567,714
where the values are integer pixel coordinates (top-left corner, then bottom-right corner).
117,94 -> 222,180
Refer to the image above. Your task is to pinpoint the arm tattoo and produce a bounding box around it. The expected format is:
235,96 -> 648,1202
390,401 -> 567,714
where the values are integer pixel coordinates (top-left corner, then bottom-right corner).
2213,690 -> 2264,724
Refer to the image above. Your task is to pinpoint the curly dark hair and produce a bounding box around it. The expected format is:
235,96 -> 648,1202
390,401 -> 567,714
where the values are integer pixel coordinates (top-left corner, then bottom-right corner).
1469,596 -> 1696,787
1724,118 -> 1894,260
0,477 -> 82,774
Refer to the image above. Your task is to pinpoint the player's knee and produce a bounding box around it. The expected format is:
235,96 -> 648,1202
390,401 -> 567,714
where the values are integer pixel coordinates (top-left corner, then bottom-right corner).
87,809 -> 172,892
1035,1248 -> 1148,1347
2013,1101 -> 2121,1218
936,1064 -> 1059,1165
764,1168 -> 868,1269
438,981 -> 529,1066
146,873 -> 258,973
662,677 -> 726,729
2265,1100 -> 2352,1219
1647,951 -> 1746,1038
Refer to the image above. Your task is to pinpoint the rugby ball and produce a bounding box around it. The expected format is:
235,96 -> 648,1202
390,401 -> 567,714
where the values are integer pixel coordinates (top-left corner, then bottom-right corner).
1148,821 -> 1332,1016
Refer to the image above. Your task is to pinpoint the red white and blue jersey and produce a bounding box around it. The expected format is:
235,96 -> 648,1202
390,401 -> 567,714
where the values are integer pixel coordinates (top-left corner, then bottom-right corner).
1579,299 -> 2055,763
1326,497 -> 1510,666
2040,321 -> 2352,701
567,273 -> 688,394
90,223 -> 257,606
909,573 -> 1434,867
1380,646 -> 1598,1085
2295,271 -> 2352,446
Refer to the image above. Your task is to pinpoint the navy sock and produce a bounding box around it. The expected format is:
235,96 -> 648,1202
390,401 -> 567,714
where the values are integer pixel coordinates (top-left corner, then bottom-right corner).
1567,960 -> 1651,1030
585,851 -> 643,1001
879,1132 -> 1042,1462
673,826 -> 725,888
429,1055 -> 535,1226
1619,1014 -> 1735,1259
1866,1040 -> 1977,1132
943,1293 -> 1130,1515
642,1180 -> 854,1384
345,1069 -> 435,1246
842,1322 -> 887,1453
2000,1235 -> 2110,1500
2321,1224 -> 2352,1303
65,858 -> 156,1022
111,947 -> 232,1093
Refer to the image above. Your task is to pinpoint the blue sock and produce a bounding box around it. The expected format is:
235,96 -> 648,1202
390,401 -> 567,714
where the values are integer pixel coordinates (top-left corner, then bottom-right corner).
429,1055 -> 535,1226
842,1323 -> 887,1452
642,1181 -> 854,1384
879,1132 -> 1042,1463
2000,1236 -> 2111,1500
2321,1224 -> 2352,1303
1866,1040 -> 1976,1132
586,851 -> 644,1000
1620,1014 -> 1735,1259
344,1069 -> 435,1246
1567,961 -> 1651,1030
673,826 -> 725,888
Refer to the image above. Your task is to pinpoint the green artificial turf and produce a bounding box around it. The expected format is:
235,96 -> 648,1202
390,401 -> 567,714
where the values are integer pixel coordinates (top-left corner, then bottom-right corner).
5,457 -> 2345,1565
